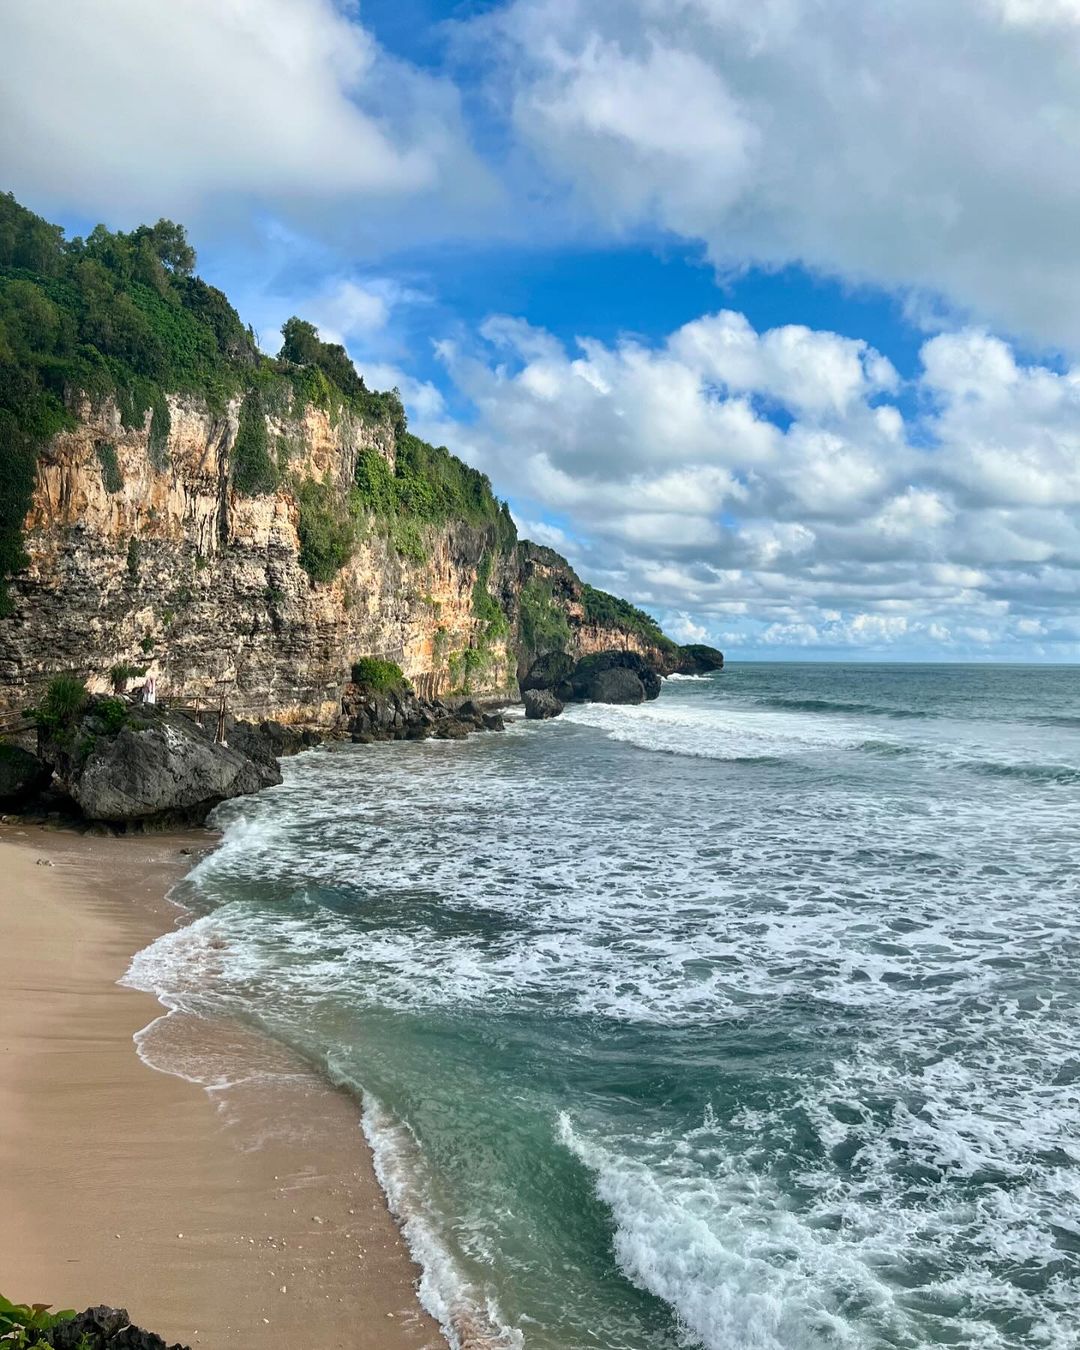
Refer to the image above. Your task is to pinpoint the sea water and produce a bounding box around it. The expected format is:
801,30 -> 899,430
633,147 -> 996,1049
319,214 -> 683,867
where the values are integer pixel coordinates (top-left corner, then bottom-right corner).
126,663 -> 1080,1349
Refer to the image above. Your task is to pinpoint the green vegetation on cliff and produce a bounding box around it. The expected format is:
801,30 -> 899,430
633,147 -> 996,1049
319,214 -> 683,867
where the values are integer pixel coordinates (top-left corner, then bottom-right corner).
350,656 -> 407,691
518,576 -> 571,657
0,192 -> 515,605
581,583 -> 678,656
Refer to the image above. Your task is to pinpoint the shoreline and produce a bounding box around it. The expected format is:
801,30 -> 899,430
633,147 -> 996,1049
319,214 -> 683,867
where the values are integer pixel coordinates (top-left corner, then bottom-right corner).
0,825 -> 445,1350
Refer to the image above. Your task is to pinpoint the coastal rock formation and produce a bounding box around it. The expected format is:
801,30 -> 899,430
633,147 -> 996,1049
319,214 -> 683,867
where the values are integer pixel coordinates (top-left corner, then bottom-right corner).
0,195 -> 691,735
31,1304 -> 190,1350
675,643 -> 725,674
523,688 -> 564,719
38,697 -> 280,825
524,649 -> 663,705
341,683 -> 504,743
0,742 -> 52,808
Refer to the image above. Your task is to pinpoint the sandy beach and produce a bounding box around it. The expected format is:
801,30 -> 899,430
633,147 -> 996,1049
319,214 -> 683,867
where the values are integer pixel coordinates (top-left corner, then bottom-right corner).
0,827 -> 444,1350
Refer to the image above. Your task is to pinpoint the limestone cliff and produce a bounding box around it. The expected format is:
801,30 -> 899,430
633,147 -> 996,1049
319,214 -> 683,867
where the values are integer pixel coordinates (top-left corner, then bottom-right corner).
0,193 -> 695,726
0,391 -> 521,722
0,397 -> 670,724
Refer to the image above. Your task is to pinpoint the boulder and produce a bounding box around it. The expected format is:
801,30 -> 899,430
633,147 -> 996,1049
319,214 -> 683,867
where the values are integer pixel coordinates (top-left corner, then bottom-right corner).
38,699 -> 281,826
586,667 -> 646,704
521,650 -> 575,692
564,651 -> 662,703
0,742 -> 53,808
675,643 -> 724,674
523,689 -> 564,720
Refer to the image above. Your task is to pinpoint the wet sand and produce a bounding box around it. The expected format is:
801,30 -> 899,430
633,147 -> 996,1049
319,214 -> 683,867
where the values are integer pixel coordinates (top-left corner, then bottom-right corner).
0,826 -> 445,1349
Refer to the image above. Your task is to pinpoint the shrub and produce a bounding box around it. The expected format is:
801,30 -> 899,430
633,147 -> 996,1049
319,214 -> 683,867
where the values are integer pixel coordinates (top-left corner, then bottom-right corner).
296,477 -> 356,582
32,673 -> 88,734
350,657 -> 406,691
519,577 -> 571,656
109,662 -> 146,692
95,441 -> 123,493
94,696 -> 129,734
139,634 -> 154,653
472,554 -> 509,639
126,535 -> 140,581
148,391 -> 171,469
231,389 -> 277,495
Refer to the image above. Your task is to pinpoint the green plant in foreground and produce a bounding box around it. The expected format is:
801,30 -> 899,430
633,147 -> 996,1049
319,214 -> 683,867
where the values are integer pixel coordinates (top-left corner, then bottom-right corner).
30,674 -> 88,735
350,656 -> 406,691
0,1293 -> 77,1344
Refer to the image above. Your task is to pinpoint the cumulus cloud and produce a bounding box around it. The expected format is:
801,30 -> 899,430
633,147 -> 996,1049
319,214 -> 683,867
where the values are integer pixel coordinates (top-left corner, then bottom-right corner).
0,0 -> 491,229
477,0 -> 1080,348
417,311 -> 1080,657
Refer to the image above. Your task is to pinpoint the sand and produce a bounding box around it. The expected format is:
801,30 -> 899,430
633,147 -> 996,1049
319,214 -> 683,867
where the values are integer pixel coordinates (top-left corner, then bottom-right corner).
0,826 -> 445,1350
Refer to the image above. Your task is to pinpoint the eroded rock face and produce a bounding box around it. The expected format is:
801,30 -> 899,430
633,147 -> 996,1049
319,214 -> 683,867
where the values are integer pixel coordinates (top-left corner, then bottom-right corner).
0,742 -> 52,808
0,392 -> 517,724
38,699 -> 280,825
523,689 -> 564,720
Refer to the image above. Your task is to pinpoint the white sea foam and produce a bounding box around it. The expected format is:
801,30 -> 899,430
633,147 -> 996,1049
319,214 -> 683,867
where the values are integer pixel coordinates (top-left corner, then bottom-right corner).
361,1094 -> 522,1350
560,698 -> 871,761
133,677 -> 1080,1348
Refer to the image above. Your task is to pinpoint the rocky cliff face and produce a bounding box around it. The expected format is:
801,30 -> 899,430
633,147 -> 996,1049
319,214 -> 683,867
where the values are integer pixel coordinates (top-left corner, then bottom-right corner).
0,391 -> 519,722
0,397 -> 664,724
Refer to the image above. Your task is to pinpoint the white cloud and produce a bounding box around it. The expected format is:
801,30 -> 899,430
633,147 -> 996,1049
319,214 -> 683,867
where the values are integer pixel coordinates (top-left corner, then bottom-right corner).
0,0 -> 489,227
429,306 -> 1080,656
481,0 -> 1080,348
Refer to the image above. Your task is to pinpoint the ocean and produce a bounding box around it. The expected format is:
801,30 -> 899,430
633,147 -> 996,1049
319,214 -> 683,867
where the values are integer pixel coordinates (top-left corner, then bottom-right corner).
126,663 -> 1080,1349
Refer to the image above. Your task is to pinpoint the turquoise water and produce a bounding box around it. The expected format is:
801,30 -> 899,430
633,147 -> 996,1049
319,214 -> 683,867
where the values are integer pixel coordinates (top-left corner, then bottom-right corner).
129,664 -> 1080,1349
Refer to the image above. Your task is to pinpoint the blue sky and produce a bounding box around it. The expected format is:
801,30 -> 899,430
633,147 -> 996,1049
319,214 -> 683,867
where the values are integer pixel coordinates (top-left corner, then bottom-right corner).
5,0 -> 1080,660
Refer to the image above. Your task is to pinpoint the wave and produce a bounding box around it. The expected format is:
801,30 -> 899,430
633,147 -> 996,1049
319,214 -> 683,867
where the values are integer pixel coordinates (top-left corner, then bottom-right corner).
966,758 -> 1080,786
560,699 -> 866,762
359,1094 -> 521,1350
748,693 -> 930,720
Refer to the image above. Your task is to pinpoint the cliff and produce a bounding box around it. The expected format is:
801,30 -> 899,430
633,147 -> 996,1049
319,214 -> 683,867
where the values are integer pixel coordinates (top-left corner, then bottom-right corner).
0,388 -> 518,722
0,193 -> 699,726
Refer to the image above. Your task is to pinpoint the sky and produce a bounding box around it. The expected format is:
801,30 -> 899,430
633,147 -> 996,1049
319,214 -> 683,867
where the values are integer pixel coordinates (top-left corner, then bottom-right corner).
5,0 -> 1080,660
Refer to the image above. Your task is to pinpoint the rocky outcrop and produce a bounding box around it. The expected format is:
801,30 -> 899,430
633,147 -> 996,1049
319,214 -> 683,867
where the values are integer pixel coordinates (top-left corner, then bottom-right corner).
0,742 -> 53,808
341,683 -> 504,743
31,1304 -> 190,1350
675,644 -> 725,674
37,698 -> 280,826
522,649 -> 662,705
523,689 -> 563,720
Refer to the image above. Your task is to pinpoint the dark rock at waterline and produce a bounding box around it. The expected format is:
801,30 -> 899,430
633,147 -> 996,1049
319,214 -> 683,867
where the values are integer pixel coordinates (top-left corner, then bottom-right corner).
342,684 -> 505,743
561,651 -> 662,704
0,741 -> 52,808
524,648 -> 663,705
225,716 -> 323,767
34,1305 -> 190,1350
523,689 -> 564,720
675,643 -> 724,674
521,650 -> 575,693
582,665 -> 647,704
37,697 -> 281,826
